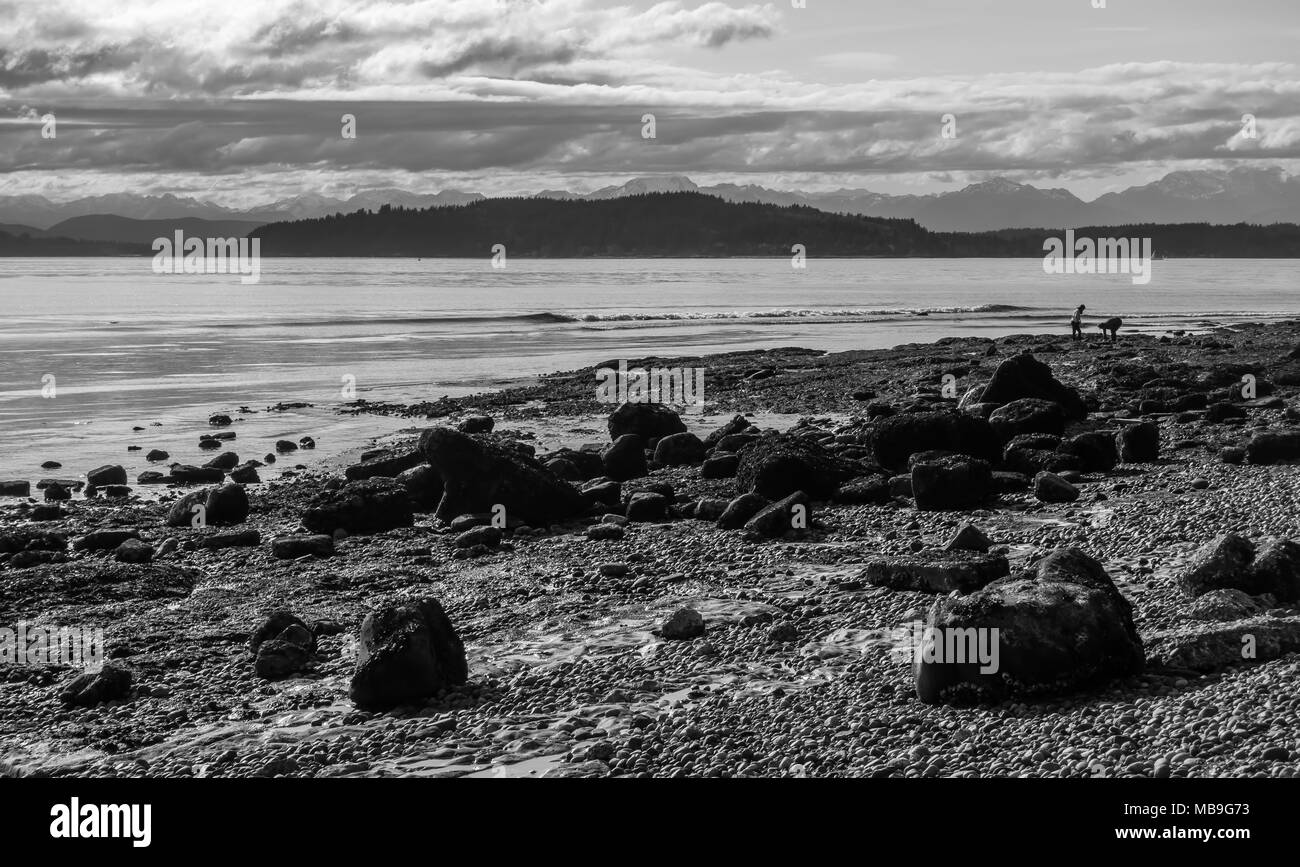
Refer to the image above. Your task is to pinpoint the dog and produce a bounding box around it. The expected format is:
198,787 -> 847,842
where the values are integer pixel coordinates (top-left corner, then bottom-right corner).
1098,317 -> 1122,343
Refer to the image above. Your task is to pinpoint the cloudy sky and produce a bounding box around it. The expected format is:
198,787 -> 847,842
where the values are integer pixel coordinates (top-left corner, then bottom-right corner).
1,0 -> 1297,206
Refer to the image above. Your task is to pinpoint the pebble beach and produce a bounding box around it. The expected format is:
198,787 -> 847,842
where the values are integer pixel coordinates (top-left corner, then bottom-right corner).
5,321 -> 1300,779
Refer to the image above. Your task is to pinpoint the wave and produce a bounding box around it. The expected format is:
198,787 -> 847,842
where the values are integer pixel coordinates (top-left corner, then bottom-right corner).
570,304 -> 1039,322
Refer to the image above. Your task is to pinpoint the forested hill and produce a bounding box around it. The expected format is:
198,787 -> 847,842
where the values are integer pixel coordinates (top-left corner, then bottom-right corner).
250,193 -> 1300,258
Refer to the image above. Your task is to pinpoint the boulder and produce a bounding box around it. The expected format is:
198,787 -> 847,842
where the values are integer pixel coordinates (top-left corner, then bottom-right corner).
59,663 -> 133,707
204,482 -> 250,525
1177,534 -> 1256,598
601,434 -> 648,482
1188,589 -> 1269,622
1145,616 -> 1300,673
660,608 -> 705,640
607,402 -> 686,442
114,538 -> 154,564
72,528 -> 140,551
170,464 -> 225,484
1116,422 -> 1160,463
165,490 -> 210,528
910,455 -> 992,511
420,427 -> 585,525
1058,431 -> 1118,472
988,398 -> 1065,442
349,598 -> 468,710
251,612 -> 317,680
1245,430 -> 1300,465
1247,540 -> 1300,603
86,465 -> 127,487
915,548 -> 1143,703
0,480 -> 31,497
945,524 -> 992,553
735,432 -> 857,500
457,415 -> 494,434
1033,471 -> 1079,503
864,550 -> 1009,594
834,475 -> 891,505
344,450 -> 424,481
978,353 -> 1086,419
871,411 -> 1000,472
203,451 -> 240,471
717,492 -> 770,530
743,491 -> 810,538
302,477 -> 414,535
700,453 -> 739,479
625,491 -> 669,522
396,464 -> 443,509
703,415 -> 754,448
653,432 -> 706,466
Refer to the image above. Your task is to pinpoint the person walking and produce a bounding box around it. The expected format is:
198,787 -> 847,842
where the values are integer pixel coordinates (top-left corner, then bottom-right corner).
1070,304 -> 1086,340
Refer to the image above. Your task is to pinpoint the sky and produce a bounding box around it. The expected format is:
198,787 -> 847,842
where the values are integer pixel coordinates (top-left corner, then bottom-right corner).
0,0 -> 1297,206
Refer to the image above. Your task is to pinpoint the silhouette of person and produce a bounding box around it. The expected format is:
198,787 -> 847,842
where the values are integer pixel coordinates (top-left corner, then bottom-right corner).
1099,317 -> 1122,343
1071,304 -> 1086,340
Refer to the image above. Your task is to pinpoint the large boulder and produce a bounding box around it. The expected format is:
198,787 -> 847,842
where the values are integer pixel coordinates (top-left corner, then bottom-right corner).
717,492 -> 770,530
1033,471 -> 1079,503
734,432 -> 857,500
743,491 -> 810,538
601,434 -> 647,482
86,465 -> 127,487
979,353 -> 1086,419
1058,431 -> 1118,472
349,598 -> 468,710
1248,540 -> 1300,603
1116,422 -> 1160,463
1245,430 -> 1300,465
870,411 -> 1000,472
204,482 -> 250,525
915,548 -> 1143,704
987,398 -> 1065,442
607,402 -> 686,442
653,432 -> 706,466
1177,534 -> 1256,598
910,455 -> 992,511
1145,616 -> 1300,673
165,490 -> 210,528
60,663 -> 133,707
419,427 -> 585,525
301,477 -> 415,535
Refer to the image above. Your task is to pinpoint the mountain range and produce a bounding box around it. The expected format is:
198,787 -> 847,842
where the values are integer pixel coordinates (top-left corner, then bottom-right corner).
1,167 -> 1297,241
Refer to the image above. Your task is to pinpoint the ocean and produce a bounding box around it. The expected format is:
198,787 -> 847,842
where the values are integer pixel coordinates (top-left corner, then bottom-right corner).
1,256 -> 1297,482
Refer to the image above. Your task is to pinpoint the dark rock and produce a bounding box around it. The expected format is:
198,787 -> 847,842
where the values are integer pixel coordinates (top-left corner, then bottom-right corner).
1145,616 -> 1300,673
299,436 -> 315,449
834,475 -> 891,504
717,492 -> 770,529
979,353 -> 1086,419
72,528 -> 140,551
170,464 -> 225,484
1116,422 -> 1160,463
137,471 -> 172,485
1178,534 -> 1256,598
271,534 -> 334,559
44,483 -> 71,502
1034,471 -> 1079,503
455,525 -> 502,548
165,490 -> 210,528
871,411 -> 1000,472
625,492 -> 669,522
945,524 -> 992,553
743,491 -> 810,538
0,480 -> 31,497
654,432 -> 706,466
276,439 -> 299,453
586,523 -> 624,541
1188,588 -> 1269,622
114,538 -> 154,564
1219,446 -> 1246,465
735,432 -> 857,500
302,477 -> 414,535
457,415 -> 494,434
199,529 -> 261,549
700,453 -> 740,479
607,402 -> 686,442
988,398 -> 1066,442
60,663 -> 133,707
254,640 -> 312,680
204,482 -> 250,525
579,478 -> 622,507
601,434 -> 647,482
1248,540 -> 1300,603
1206,402 -> 1247,424
349,598 -> 468,710
229,464 -> 261,484
420,427 -> 585,525
865,550 -> 1009,594
209,414 -> 232,426
396,464 -> 443,509
916,548 -> 1143,703
1058,431 -> 1119,472
1245,430 -> 1300,465
203,451 -> 240,471
661,608 -> 705,640
703,414 -> 754,448
910,455 -> 992,511
991,471 -> 1029,493
86,465 -> 127,486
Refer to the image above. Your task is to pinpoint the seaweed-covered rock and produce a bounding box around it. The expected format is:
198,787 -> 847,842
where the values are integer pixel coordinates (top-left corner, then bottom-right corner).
870,411 -> 1000,472
915,548 -> 1143,704
349,598 -> 468,710
607,402 -> 686,442
419,427 -> 585,525
988,398 -> 1065,442
910,455 -> 992,511
302,477 -> 415,535
979,353 -> 1086,419
734,432 -> 857,500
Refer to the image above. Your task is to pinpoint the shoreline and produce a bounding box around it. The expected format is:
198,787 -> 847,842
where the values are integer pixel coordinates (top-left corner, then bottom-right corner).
5,321 -> 1300,778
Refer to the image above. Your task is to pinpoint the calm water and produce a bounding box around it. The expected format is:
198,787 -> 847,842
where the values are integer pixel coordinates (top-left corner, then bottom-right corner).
0,256 -> 1296,482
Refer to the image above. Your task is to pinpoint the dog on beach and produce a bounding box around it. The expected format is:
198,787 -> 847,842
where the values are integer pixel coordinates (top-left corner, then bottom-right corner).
1098,317 -> 1122,343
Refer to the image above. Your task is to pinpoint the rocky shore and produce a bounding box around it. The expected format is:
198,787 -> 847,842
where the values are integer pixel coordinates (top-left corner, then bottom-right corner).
5,322 -> 1300,779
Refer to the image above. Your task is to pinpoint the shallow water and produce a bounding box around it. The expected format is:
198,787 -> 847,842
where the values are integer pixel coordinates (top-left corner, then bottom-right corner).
1,256 -> 1296,481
